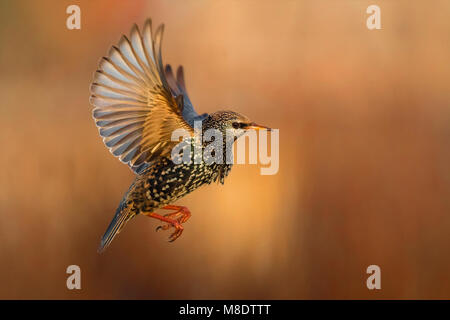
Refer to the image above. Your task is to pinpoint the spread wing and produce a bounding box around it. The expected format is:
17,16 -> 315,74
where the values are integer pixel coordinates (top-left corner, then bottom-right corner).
165,64 -> 207,126
90,19 -> 198,173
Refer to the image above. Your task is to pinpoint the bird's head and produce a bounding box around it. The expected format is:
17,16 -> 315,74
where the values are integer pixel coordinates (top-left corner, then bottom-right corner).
203,110 -> 270,140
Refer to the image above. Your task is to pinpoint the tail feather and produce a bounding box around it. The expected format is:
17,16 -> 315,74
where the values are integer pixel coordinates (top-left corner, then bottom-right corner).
98,200 -> 132,253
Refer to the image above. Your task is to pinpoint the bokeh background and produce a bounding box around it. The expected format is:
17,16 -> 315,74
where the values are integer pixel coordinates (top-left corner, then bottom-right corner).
0,0 -> 449,299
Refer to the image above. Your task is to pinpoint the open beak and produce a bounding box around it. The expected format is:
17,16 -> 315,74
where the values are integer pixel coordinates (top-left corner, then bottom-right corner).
245,122 -> 271,131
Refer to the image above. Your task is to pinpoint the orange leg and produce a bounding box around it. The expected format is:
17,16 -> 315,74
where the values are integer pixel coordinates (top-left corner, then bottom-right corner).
141,212 -> 184,242
161,205 -> 191,224
141,205 -> 191,242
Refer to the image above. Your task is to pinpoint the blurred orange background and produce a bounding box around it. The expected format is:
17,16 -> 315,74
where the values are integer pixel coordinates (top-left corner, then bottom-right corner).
0,0 -> 449,299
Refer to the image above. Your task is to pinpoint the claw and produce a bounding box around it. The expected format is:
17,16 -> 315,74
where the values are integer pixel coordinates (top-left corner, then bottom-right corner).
156,224 -> 170,232
168,224 -> 183,242
143,206 -> 191,242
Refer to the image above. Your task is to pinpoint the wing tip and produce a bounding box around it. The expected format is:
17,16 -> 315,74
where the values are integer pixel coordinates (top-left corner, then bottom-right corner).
176,65 -> 186,89
154,23 -> 165,40
131,23 -> 141,34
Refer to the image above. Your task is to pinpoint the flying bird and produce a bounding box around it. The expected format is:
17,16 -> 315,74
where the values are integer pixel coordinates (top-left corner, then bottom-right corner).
90,19 -> 270,252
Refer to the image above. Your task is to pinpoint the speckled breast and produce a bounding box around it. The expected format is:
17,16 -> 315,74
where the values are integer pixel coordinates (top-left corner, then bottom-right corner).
128,157 -> 233,212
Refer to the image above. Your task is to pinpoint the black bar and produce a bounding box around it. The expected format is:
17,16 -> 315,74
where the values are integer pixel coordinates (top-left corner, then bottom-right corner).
1,300 -> 447,318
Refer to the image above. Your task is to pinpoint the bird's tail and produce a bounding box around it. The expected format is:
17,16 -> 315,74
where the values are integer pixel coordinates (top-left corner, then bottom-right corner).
98,199 -> 133,253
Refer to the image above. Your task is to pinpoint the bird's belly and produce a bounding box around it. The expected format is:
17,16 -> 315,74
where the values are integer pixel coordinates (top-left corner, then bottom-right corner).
130,159 -> 231,212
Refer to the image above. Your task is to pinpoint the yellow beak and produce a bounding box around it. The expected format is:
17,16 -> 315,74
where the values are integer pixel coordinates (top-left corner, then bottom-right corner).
245,122 -> 271,131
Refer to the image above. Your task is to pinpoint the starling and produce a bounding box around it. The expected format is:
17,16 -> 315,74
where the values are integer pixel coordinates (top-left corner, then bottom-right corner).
90,19 -> 270,253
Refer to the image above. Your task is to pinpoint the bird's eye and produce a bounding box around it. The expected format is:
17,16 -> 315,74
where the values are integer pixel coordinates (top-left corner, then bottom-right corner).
232,122 -> 240,129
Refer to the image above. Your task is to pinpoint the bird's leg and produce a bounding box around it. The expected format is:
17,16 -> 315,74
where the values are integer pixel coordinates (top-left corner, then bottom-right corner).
141,212 -> 184,242
161,205 -> 191,224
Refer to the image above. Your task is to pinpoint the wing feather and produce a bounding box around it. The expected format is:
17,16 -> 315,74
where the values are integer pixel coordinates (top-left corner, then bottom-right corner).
90,19 -> 194,173
165,64 -> 206,126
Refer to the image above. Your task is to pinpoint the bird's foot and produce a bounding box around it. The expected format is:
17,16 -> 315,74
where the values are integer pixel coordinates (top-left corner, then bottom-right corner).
157,221 -> 184,242
144,206 -> 190,242
142,211 -> 185,242
161,205 -> 191,224
155,220 -> 184,242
